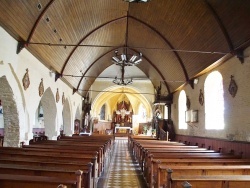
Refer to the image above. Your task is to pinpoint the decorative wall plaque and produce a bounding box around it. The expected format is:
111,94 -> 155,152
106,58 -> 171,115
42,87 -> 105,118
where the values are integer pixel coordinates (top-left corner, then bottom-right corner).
186,96 -> 190,110
22,68 -> 30,90
38,78 -> 44,97
199,89 -> 204,106
62,92 -> 65,105
228,75 -> 238,98
56,88 -> 60,103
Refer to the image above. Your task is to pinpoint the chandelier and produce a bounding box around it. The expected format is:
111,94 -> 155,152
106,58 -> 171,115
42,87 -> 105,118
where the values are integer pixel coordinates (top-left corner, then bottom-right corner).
112,50 -> 142,66
112,12 -> 143,86
113,63 -> 133,86
124,0 -> 150,2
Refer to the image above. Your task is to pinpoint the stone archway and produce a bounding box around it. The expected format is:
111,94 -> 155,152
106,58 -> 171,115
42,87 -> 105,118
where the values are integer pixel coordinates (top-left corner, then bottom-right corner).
63,98 -> 72,135
0,76 -> 20,146
40,88 -> 57,139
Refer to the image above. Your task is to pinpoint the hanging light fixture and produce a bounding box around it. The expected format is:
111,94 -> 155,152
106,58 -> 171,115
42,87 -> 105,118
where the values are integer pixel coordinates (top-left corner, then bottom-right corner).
113,64 -> 133,86
112,12 -> 143,86
113,76 -> 133,86
112,50 -> 142,66
124,0 -> 150,2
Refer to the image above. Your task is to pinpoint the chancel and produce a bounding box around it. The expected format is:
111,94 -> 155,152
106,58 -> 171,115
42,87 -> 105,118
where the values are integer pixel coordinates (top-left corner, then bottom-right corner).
0,1 -> 250,188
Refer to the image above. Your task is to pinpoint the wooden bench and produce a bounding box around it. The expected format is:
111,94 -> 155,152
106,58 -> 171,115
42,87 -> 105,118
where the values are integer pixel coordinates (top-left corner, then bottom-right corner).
168,174 -> 250,188
0,135 -> 114,188
0,173 -> 79,188
138,147 -> 218,172
145,152 -> 242,186
0,163 -> 91,188
0,157 -> 94,187
157,165 -> 250,188
22,144 -> 107,173
150,158 -> 250,187
27,141 -> 108,171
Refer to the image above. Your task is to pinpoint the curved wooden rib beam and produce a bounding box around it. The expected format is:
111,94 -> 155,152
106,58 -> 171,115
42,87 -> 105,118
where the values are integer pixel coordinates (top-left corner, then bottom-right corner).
61,16 -> 127,74
203,0 -> 243,63
17,0 -> 55,54
75,48 -> 119,93
204,0 -> 234,52
130,48 -> 171,93
63,14 -> 186,93
128,16 -> 189,83
76,46 -> 170,95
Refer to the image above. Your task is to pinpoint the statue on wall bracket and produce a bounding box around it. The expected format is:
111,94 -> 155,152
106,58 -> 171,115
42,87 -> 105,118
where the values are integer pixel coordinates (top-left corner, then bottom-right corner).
38,78 -> 44,97
228,75 -> 238,98
56,88 -> 60,103
62,92 -> 65,105
199,89 -> 204,106
186,96 -> 190,110
22,68 -> 30,90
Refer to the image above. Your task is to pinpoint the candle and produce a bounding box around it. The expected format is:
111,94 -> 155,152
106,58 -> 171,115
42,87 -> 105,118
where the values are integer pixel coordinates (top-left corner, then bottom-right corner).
166,131 -> 169,142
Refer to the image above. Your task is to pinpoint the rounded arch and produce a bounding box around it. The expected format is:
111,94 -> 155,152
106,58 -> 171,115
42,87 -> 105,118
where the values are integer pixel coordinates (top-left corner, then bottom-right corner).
92,85 -> 153,120
63,98 -> 72,135
0,76 -> 20,146
40,87 -> 57,139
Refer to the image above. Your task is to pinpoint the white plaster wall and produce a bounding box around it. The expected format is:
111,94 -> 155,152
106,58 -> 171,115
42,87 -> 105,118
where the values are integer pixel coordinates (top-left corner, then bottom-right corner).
0,27 -> 82,144
172,47 -> 250,142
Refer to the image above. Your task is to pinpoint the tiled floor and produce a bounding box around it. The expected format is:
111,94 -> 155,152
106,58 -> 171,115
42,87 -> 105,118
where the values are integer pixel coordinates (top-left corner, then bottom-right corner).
97,137 -> 148,188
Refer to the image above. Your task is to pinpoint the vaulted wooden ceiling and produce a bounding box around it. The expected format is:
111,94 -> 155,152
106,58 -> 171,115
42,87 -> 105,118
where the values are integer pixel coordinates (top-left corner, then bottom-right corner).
0,0 -> 249,97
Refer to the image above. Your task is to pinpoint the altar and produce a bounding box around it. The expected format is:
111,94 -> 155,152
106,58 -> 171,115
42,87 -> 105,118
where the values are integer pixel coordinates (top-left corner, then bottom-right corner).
115,126 -> 132,134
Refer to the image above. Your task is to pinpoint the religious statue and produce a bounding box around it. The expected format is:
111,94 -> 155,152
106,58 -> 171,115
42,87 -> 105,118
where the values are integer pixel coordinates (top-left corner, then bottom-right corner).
83,113 -> 89,132
156,83 -> 161,100
0,100 -> 3,114
74,119 -> 80,134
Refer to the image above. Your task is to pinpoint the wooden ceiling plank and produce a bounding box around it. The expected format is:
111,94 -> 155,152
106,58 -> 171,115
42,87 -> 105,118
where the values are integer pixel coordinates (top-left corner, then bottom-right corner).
60,16 -> 127,74
17,0 -> 55,54
129,15 -> 189,83
204,0 -> 234,52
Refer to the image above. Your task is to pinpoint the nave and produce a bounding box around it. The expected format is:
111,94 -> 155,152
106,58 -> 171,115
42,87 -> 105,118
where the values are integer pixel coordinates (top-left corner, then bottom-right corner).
97,137 -> 147,188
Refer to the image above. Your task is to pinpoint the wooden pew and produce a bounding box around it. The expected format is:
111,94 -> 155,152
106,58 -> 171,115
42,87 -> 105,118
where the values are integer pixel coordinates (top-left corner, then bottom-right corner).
168,174 -> 250,188
0,135 -> 114,188
0,149 -> 99,187
0,164 -> 91,188
22,144 -> 106,174
0,170 -> 83,188
139,147 -> 217,172
146,152 -> 242,187
158,165 -> 250,188
130,137 -> 245,188
0,157 -> 94,187
27,141 -> 108,172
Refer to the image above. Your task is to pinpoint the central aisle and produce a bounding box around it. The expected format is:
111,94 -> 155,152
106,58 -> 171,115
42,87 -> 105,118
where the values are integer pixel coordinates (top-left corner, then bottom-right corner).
97,137 -> 147,188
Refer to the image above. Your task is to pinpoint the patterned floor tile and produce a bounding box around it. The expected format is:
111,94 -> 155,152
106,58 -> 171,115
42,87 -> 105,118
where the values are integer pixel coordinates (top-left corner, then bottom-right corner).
97,137 -> 148,188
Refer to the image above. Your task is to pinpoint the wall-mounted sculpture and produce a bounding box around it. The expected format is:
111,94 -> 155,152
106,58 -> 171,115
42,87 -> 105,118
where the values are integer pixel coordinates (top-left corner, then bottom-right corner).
228,75 -> 238,98
22,68 -> 30,90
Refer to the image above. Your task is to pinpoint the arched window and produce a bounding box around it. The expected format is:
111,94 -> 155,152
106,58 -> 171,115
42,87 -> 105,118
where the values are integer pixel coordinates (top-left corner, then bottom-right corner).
100,104 -> 106,120
178,90 -> 187,129
138,104 -> 147,123
204,71 -> 224,129
164,105 -> 168,119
